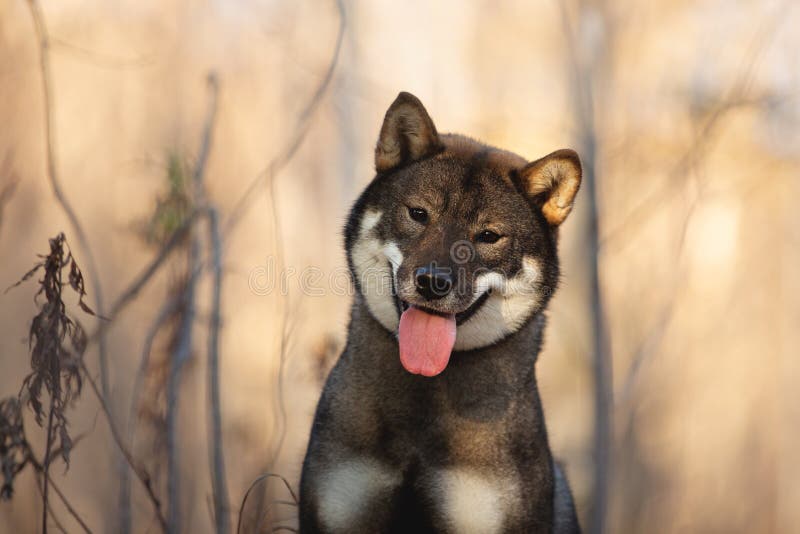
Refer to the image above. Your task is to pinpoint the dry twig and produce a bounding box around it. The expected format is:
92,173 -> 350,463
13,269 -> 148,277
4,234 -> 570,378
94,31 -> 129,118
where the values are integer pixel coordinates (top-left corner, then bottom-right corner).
557,3 -> 612,532
25,0 -> 111,398
81,364 -> 168,531
207,206 -> 230,534
223,0 -> 346,237
236,473 -> 298,534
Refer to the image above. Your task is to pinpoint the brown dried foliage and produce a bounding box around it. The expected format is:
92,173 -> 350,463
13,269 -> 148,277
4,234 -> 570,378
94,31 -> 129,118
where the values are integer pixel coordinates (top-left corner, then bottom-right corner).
0,397 -> 28,500
5,233 -> 97,487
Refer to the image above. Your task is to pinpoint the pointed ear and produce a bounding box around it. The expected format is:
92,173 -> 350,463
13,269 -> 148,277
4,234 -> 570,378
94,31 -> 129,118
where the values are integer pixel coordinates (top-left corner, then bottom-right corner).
518,149 -> 582,226
375,92 -> 443,173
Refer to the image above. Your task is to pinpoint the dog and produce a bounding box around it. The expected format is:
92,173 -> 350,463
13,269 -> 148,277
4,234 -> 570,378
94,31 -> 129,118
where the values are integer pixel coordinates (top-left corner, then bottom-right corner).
299,92 -> 582,533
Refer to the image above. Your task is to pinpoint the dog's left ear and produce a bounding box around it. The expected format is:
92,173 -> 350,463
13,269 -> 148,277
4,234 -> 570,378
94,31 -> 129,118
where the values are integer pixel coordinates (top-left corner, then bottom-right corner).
375,92 -> 443,173
519,149 -> 582,226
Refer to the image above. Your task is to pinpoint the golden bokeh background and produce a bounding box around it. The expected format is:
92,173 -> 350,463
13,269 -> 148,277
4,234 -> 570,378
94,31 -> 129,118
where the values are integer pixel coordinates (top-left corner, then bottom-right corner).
0,0 -> 798,532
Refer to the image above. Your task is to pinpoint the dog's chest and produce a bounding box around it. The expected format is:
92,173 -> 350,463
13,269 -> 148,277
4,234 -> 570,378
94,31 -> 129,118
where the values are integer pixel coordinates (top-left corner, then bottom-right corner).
315,457 -> 519,533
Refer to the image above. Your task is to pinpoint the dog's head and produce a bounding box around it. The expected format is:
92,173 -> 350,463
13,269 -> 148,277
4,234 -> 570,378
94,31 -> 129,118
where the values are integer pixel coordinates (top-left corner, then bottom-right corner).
346,92 -> 581,376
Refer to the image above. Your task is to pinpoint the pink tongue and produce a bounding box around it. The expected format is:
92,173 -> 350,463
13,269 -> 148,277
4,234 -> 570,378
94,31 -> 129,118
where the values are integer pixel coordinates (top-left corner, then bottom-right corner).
398,307 -> 457,377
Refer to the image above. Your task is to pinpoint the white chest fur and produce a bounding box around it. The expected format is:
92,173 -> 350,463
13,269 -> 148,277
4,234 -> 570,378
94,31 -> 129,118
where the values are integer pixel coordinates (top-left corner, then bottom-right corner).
435,468 -> 511,534
316,458 -> 400,532
315,458 -> 514,533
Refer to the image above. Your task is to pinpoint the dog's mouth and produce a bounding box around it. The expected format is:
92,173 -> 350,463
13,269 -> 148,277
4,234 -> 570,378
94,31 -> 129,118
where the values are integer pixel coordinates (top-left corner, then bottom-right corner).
391,272 -> 491,377
394,290 -> 490,326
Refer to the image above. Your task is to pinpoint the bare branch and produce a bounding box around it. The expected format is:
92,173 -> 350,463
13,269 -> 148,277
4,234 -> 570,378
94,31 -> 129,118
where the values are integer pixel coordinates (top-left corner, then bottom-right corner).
223,0 -> 346,237
269,302 -> 300,467
166,238 -> 199,534
167,73 -> 220,534
0,152 -> 18,239
119,295 -> 180,534
41,390 -> 56,534
245,0 -> 345,476
104,209 -> 201,323
207,206 -> 230,534
34,474 -> 68,534
33,470 -> 92,534
236,473 -> 299,534
27,441 -> 94,534
50,36 -> 155,70
45,476 -> 90,534
81,363 -> 167,532
557,2 -> 612,533
193,74 -> 220,194
127,297 -> 180,447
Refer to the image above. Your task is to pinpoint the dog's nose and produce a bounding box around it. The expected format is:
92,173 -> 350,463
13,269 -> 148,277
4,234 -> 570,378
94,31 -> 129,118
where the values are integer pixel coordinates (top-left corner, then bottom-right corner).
414,265 -> 453,300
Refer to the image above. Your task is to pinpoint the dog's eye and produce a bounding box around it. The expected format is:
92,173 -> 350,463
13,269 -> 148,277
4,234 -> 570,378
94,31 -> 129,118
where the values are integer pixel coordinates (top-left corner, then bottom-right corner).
476,230 -> 501,244
408,207 -> 428,224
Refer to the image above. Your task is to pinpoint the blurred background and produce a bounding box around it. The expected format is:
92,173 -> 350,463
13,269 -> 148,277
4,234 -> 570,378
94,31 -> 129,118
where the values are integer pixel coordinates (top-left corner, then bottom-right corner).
1,0 -> 798,532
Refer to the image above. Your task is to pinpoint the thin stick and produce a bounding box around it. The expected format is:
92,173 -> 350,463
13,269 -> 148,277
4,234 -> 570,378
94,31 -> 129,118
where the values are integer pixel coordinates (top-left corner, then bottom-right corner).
236,473 -> 299,534
127,297 -> 180,445
34,474 -> 68,534
119,295 -> 180,534
28,446 -> 94,534
0,152 -> 18,238
105,210 -> 201,322
223,0 -> 346,237
50,36 -> 155,70
557,3 -> 611,533
247,0 -> 344,476
81,363 -> 168,532
207,206 -> 230,534
166,238 -> 198,534
41,392 -> 56,534
43,475 -> 93,534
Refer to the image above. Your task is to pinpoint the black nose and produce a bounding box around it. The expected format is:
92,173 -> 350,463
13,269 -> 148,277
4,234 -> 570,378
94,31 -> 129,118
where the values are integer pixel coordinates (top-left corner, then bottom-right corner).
414,265 -> 453,300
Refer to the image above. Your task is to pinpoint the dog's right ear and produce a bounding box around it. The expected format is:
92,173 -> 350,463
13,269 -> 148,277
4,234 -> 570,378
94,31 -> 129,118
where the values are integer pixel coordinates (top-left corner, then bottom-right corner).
375,92 -> 443,173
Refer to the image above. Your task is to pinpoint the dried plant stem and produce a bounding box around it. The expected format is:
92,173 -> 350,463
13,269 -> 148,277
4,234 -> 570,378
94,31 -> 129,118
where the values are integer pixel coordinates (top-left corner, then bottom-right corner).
557,3 -> 612,532
34,474 -> 68,534
0,153 -> 18,238
207,206 -> 230,534
236,473 -> 298,534
33,469 -> 93,534
45,477 -> 91,534
26,440 -> 95,534
105,209 -> 200,324
119,296 -> 180,534
117,74 -> 221,534
41,393 -> 56,534
26,0 -> 110,396
166,237 -> 198,534
81,363 -> 167,532
229,0 -> 345,483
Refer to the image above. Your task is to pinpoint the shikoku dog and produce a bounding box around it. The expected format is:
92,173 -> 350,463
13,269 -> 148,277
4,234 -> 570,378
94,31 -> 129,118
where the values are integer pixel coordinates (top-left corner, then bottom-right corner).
299,92 -> 582,533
